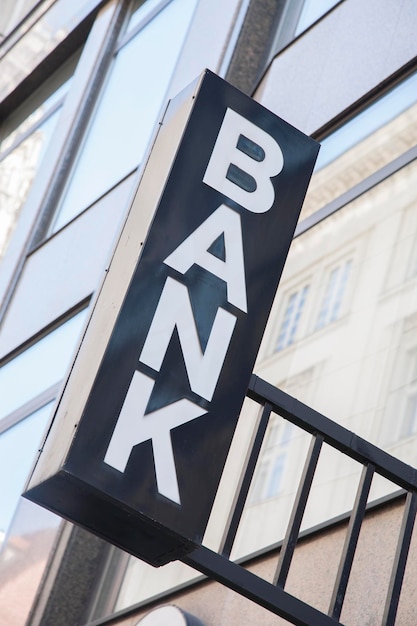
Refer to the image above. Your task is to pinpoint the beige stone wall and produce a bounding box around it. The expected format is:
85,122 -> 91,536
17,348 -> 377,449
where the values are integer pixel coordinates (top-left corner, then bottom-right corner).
108,496 -> 417,626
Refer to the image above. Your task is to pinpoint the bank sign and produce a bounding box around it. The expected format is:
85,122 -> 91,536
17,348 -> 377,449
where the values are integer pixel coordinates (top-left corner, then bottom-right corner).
25,71 -> 319,565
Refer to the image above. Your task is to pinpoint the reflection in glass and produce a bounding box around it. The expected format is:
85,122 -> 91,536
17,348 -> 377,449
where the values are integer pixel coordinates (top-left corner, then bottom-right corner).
52,0 -> 197,232
0,307 -> 88,623
0,57 -> 75,259
0,403 -> 53,538
249,415 -> 293,504
276,285 -> 309,351
315,259 -> 352,330
0,76 -> 72,154
234,158 -> 417,556
0,1 -> 40,39
262,159 -> 417,441
0,307 -> 87,421
0,110 -> 60,259
0,498 -> 62,626
0,0 -> 91,102
302,71 -> 417,220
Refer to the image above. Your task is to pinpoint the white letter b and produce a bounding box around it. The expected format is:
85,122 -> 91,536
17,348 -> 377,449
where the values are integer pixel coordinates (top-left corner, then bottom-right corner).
203,108 -> 284,213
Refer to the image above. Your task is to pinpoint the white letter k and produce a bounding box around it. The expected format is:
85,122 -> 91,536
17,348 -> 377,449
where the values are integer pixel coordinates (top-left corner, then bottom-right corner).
104,371 -> 207,504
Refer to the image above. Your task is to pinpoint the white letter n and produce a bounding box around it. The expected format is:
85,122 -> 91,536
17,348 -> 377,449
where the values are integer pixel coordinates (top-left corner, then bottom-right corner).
139,277 -> 236,402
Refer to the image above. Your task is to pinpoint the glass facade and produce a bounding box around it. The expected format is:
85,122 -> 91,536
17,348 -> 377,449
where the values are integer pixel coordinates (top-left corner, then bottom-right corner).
0,0 -> 96,102
0,63 -> 75,258
0,308 -> 87,541
301,70 -> 417,221
0,498 -> 63,626
100,47 -> 417,625
236,76 -> 417,558
1,0 -> 417,623
0,2 -> 202,623
0,308 -> 87,625
0,1 -> 40,39
52,0 -> 197,232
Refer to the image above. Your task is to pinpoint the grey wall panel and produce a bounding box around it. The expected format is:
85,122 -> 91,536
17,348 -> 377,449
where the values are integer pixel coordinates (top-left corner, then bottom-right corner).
255,0 -> 417,135
0,175 -> 135,358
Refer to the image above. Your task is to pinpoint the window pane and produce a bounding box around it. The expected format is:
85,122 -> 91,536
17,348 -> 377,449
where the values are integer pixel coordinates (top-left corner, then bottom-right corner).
301,71 -> 417,221
0,498 -> 62,626
260,157 -> 417,461
276,285 -> 309,350
0,58 -> 76,259
315,259 -> 351,329
0,0 -> 93,102
402,393 -> 417,438
0,75 -> 72,153
0,110 -> 60,259
0,308 -> 87,421
52,0 -> 197,232
265,454 -> 285,498
0,1 -> 40,39
0,402 -> 53,541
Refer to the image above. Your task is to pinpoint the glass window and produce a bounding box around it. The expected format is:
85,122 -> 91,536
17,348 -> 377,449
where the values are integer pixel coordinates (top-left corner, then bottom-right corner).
276,284 -> 309,350
232,129 -> 417,555
0,59 -> 76,259
0,308 -> 88,624
51,0 -> 198,233
0,0 -> 94,102
249,416 -> 293,504
315,259 -> 352,330
384,348 -> 417,443
402,392 -> 417,438
301,70 -> 417,221
265,454 -> 285,498
0,113 -> 59,259
0,1 -> 39,39
0,402 -> 53,541
0,308 -> 87,421
0,308 -> 88,544
0,497 -> 62,626
261,156 -> 417,456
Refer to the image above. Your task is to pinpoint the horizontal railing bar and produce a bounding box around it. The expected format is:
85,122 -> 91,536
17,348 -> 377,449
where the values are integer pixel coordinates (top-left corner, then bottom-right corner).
183,544 -> 344,626
248,375 -> 417,491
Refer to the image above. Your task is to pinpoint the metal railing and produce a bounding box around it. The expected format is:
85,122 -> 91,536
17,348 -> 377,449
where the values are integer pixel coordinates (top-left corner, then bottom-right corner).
183,374 -> 417,626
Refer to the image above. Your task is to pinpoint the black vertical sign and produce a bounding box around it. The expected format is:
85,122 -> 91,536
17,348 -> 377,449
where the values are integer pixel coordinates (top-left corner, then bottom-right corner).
25,71 -> 319,565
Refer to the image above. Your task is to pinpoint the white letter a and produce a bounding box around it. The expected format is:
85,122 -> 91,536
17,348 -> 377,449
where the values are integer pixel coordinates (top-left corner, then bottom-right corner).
164,204 -> 247,313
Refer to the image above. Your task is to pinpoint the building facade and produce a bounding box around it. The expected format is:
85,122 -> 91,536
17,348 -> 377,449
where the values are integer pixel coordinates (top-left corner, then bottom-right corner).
1,1 -> 417,625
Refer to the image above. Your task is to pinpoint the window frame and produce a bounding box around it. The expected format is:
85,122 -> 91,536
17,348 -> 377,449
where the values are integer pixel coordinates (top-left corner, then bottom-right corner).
275,282 -> 310,352
248,415 -> 293,504
0,303 -> 89,545
0,0 -> 126,324
314,257 -> 353,331
48,0 -> 197,236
